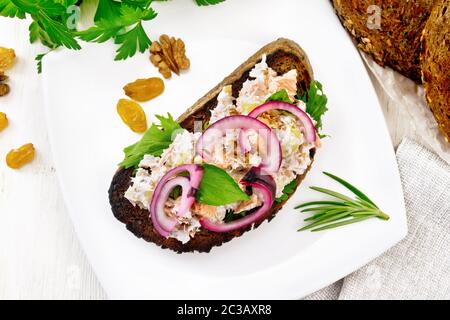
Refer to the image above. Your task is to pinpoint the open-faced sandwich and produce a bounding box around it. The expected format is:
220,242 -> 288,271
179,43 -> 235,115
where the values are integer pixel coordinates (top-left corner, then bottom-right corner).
109,38 -> 328,253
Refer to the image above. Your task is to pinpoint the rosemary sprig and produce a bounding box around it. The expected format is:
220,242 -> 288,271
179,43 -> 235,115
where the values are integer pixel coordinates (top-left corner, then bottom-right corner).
297,172 -> 390,232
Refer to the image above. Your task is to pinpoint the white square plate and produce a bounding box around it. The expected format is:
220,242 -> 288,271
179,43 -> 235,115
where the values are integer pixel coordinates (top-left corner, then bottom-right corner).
42,0 -> 407,299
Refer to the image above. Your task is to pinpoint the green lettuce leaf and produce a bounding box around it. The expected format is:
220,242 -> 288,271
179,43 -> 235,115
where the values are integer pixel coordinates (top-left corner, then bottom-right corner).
300,80 -> 328,131
275,179 -> 298,203
120,113 -> 182,169
266,89 -> 294,104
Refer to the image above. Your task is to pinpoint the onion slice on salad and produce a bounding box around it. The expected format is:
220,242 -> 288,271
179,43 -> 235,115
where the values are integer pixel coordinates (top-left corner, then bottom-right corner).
150,164 -> 204,237
199,169 -> 276,233
248,101 -> 317,143
196,115 -> 282,173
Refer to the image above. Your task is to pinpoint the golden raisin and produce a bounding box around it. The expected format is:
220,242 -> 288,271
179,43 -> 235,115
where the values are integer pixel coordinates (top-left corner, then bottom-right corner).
0,112 -> 8,132
0,47 -> 16,71
0,72 -> 7,81
6,143 -> 35,169
117,99 -> 148,133
123,77 -> 164,102
0,83 -> 10,96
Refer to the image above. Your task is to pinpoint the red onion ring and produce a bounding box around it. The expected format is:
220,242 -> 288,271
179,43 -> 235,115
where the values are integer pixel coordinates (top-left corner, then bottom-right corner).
151,176 -> 193,237
196,115 -> 282,173
150,164 -> 204,237
199,179 -> 275,233
248,101 -> 317,143
243,166 -> 276,190
239,129 -> 252,153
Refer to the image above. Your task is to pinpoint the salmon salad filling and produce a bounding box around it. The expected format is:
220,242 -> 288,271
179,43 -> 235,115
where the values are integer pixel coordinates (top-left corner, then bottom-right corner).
125,55 -> 320,244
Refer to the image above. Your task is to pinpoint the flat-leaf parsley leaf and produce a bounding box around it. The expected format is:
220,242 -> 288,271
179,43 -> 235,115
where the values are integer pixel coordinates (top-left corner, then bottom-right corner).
0,0 -> 227,72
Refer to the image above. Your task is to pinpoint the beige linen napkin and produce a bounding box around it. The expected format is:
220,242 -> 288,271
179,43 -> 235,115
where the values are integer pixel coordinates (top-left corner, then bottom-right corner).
306,138 -> 450,300
361,53 -> 450,164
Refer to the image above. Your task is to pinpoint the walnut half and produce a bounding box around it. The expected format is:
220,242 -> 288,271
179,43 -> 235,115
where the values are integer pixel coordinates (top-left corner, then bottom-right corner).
150,35 -> 190,79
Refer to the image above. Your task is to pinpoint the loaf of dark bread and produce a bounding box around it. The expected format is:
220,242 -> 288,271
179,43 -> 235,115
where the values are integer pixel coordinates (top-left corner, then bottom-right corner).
332,0 -> 436,83
108,39 -> 316,253
421,0 -> 450,142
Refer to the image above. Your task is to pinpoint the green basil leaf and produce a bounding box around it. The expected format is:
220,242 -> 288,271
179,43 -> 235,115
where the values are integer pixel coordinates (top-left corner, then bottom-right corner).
196,164 -> 250,206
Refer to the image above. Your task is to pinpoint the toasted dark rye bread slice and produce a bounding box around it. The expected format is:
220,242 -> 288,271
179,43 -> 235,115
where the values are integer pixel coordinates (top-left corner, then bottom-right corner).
332,0 -> 436,83
421,0 -> 450,142
108,38 -> 315,253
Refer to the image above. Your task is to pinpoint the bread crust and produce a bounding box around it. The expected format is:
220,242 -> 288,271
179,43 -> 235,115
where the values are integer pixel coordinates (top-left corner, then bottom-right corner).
421,0 -> 450,142
332,0 -> 436,83
108,38 -> 316,253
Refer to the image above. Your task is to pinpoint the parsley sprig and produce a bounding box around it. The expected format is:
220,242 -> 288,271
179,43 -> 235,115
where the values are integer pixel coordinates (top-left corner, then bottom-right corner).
4,0 -> 82,50
193,0 -> 225,5
0,0 -> 226,72
78,3 -> 157,60
157,0 -> 225,5
297,172 -> 390,232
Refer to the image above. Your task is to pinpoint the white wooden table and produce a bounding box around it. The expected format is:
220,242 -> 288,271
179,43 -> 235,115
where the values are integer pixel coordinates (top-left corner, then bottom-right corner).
0,18 -> 416,300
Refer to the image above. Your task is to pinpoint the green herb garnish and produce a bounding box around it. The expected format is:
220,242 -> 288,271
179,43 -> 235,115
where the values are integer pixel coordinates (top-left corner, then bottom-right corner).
266,89 -> 294,104
169,185 -> 182,199
77,3 -> 157,61
35,51 -> 51,74
2,0 -> 82,51
120,113 -> 182,169
299,80 -> 328,132
156,0 -> 225,5
192,0 -> 226,5
297,172 -> 390,232
224,209 -> 248,223
275,179 -> 298,203
196,164 -> 250,206
0,0 -> 226,72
